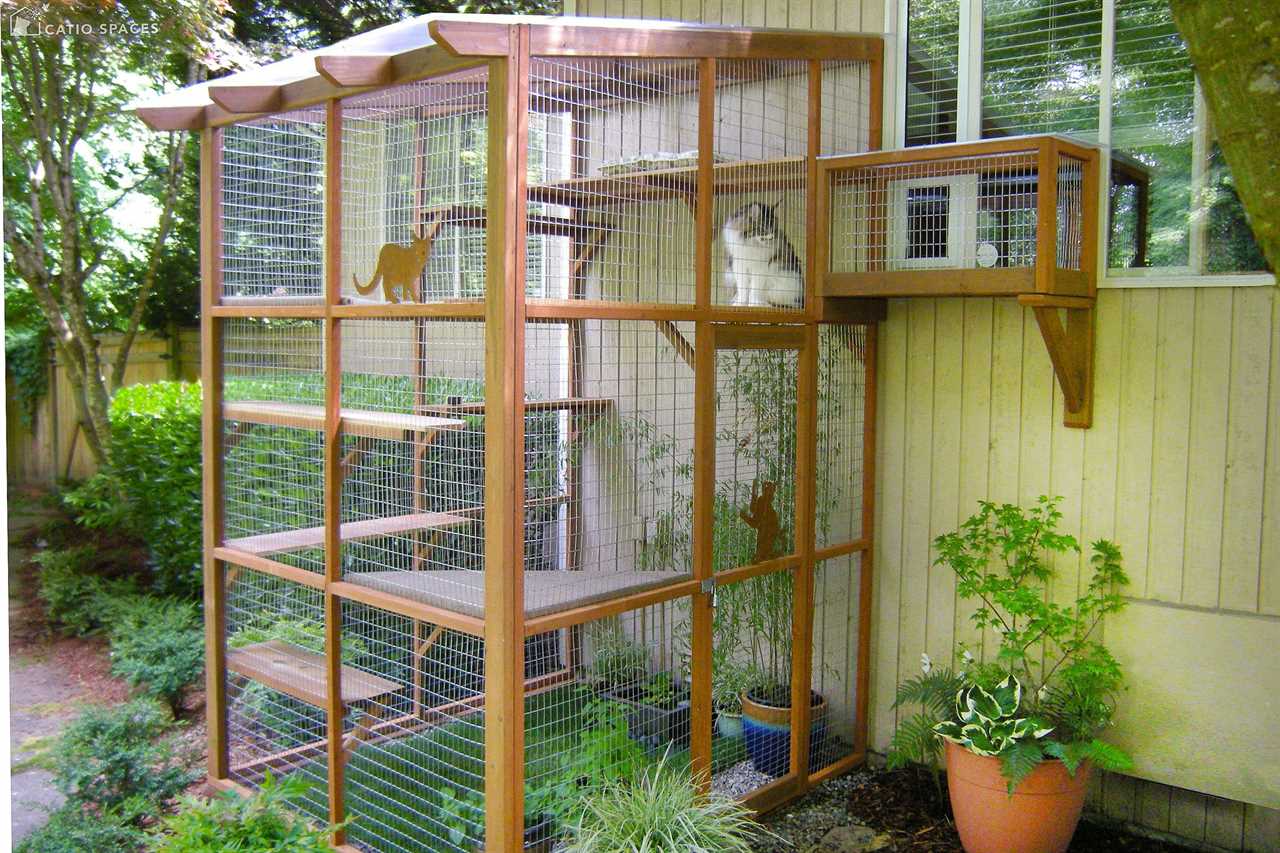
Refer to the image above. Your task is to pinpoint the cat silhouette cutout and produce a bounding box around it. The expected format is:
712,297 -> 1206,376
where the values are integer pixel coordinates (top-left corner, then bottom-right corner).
352,218 -> 443,303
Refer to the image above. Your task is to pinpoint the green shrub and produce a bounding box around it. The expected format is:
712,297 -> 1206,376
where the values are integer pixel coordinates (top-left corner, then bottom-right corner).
147,773 -> 337,852
35,546 -> 138,636
99,381 -> 203,597
53,698 -> 195,810
109,597 -> 204,715
564,757 -> 764,853
14,802 -> 146,853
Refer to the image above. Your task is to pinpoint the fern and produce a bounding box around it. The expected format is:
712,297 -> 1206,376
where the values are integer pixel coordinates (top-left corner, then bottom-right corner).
892,668 -> 965,719
887,712 -> 942,770
998,739 -> 1044,794
1080,739 -> 1132,772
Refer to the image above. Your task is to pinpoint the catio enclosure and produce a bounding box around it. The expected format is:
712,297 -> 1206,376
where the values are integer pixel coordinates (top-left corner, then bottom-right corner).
137,15 -> 885,852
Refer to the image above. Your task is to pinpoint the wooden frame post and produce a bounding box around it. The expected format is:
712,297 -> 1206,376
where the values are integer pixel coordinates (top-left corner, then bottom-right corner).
322,97 -> 347,847
1035,137 -> 1059,294
853,322 -> 878,757
200,126 -> 229,782
484,25 -> 530,851
689,55 -> 717,792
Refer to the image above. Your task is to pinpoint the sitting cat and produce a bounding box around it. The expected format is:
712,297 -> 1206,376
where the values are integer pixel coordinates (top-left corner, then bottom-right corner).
721,201 -> 804,308
352,221 -> 440,303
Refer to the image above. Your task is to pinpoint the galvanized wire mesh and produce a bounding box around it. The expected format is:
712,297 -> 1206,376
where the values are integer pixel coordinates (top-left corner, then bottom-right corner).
526,57 -> 700,305
816,325 -> 867,549
524,602 -> 691,848
221,110 -> 326,302
811,553 -> 861,772
522,319 -> 696,616
221,318 -> 327,574
714,343 -> 800,572
714,60 -> 808,310
224,564 -> 332,821
338,318 -> 488,614
820,59 -> 873,156
829,149 -> 1055,274
1057,153 -> 1085,270
341,72 -> 490,305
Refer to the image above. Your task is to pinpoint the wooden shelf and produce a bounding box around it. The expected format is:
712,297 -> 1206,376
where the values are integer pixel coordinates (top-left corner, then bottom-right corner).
223,511 -> 471,556
227,640 -> 399,707
422,397 -> 613,415
224,401 -> 465,440
529,156 -> 805,209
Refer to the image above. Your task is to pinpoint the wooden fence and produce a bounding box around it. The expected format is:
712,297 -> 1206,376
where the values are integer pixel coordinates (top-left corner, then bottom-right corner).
6,328 -> 200,484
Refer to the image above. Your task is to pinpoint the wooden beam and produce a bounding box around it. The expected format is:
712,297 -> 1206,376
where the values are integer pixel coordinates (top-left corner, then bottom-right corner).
1016,293 -> 1094,310
315,55 -> 393,88
654,320 -> 696,370
825,268 -> 1035,298
853,324 -> 877,756
1024,304 -> 1095,429
1035,138 -> 1059,294
791,324 -> 819,782
714,324 -> 806,350
200,126 -> 229,782
522,578 -> 702,635
212,547 -> 327,590
208,84 -> 283,115
329,581 -> 485,635
136,105 -> 206,131
819,297 -> 888,325
483,25 -> 530,851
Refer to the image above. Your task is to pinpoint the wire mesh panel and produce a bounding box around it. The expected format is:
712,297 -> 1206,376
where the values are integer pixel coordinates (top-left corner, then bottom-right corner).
221,318 -> 326,575
713,60 -> 809,311
829,149 -> 1047,276
1057,153 -> 1085,270
338,318 -> 488,616
710,570 -> 798,795
524,601 -> 693,848
221,110 -> 326,303
713,342 -> 800,573
810,553 -> 861,772
816,325 -> 867,550
820,59 -> 874,157
526,57 -> 699,305
341,70 -> 490,306
224,565 -> 331,822
336,599 -> 486,853
522,319 -> 696,618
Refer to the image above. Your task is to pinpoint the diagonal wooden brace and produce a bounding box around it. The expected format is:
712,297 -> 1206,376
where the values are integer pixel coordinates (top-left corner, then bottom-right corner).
1020,294 -> 1095,429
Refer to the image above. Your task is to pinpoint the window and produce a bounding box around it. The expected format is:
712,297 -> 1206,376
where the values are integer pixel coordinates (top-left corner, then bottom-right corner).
900,0 -> 1269,277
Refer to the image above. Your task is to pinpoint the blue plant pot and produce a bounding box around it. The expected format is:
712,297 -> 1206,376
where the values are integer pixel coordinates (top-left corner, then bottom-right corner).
741,690 -> 828,778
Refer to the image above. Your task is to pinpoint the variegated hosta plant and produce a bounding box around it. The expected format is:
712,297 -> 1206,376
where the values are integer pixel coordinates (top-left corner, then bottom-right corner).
888,497 -> 1136,794
933,675 -> 1052,757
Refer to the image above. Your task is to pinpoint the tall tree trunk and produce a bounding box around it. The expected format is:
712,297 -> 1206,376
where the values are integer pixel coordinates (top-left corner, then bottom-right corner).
1170,0 -> 1280,274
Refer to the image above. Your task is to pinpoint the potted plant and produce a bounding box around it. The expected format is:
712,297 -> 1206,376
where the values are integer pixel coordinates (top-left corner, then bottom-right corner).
889,497 -> 1135,853
600,670 -> 693,754
712,661 -> 760,740
726,570 -> 828,777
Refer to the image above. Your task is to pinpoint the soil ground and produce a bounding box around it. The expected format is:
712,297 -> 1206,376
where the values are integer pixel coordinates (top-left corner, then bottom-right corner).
755,765 -> 1199,853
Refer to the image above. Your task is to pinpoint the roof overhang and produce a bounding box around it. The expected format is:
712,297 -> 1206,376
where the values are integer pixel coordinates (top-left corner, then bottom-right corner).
131,14 -> 882,131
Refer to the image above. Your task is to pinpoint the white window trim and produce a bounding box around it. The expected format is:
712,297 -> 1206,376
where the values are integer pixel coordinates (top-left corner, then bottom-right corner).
888,0 -> 1275,289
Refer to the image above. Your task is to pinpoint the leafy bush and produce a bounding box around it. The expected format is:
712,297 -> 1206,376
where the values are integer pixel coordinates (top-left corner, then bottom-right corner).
70,381 -> 203,597
109,596 -> 204,715
564,756 -> 764,853
53,698 -> 195,810
6,326 -> 49,426
148,773 -> 336,853
14,802 -> 146,853
35,546 -> 138,636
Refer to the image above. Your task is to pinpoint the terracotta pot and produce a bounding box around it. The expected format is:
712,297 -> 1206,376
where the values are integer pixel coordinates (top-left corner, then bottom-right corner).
945,740 -> 1092,853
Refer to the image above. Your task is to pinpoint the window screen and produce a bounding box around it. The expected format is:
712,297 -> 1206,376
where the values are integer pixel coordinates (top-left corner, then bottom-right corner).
905,0 -> 960,146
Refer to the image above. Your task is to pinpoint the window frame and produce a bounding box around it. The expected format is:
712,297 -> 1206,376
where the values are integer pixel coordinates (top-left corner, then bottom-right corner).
889,0 -> 1275,288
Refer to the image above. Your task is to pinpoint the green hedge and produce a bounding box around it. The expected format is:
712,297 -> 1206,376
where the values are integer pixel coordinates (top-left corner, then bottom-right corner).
67,381 -> 203,597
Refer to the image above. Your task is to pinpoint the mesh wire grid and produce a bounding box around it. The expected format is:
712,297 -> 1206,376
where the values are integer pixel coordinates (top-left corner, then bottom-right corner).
710,569 -> 796,796
810,552 -> 862,772
221,318 -> 327,575
816,325 -> 867,550
1056,153 -> 1086,270
521,318 -> 696,617
524,600 -> 692,849
220,110 -> 326,302
224,565 -> 332,821
341,71 -> 490,305
713,342 -> 800,573
829,149 -> 1059,274
526,57 -> 700,305
713,60 -> 809,311
820,59 -> 874,157
338,318 -> 489,615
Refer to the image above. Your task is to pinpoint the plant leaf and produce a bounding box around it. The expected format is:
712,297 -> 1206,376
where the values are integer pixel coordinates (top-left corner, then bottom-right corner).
999,739 -> 1045,794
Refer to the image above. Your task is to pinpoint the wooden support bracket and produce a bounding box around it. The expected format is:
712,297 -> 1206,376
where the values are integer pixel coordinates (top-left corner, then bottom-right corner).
1019,294 -> 1094,429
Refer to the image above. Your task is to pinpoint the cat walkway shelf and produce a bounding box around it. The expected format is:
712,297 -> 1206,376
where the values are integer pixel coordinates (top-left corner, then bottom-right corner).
223,401 -> 465,441
223,512 -> 471,557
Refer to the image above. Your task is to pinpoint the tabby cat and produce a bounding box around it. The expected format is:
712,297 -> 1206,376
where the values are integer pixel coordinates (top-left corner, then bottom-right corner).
721,201 -> 804,308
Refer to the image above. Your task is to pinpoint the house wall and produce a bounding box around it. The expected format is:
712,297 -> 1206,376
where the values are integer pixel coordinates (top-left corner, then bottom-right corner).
572,0 -> 1280,848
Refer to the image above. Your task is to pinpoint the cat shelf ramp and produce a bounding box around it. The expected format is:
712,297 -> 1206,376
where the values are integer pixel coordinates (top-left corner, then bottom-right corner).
820,134 -> 1104,428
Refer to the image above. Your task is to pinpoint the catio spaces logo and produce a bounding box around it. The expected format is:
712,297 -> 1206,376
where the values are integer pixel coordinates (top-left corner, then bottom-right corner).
7,2 -> 159,37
